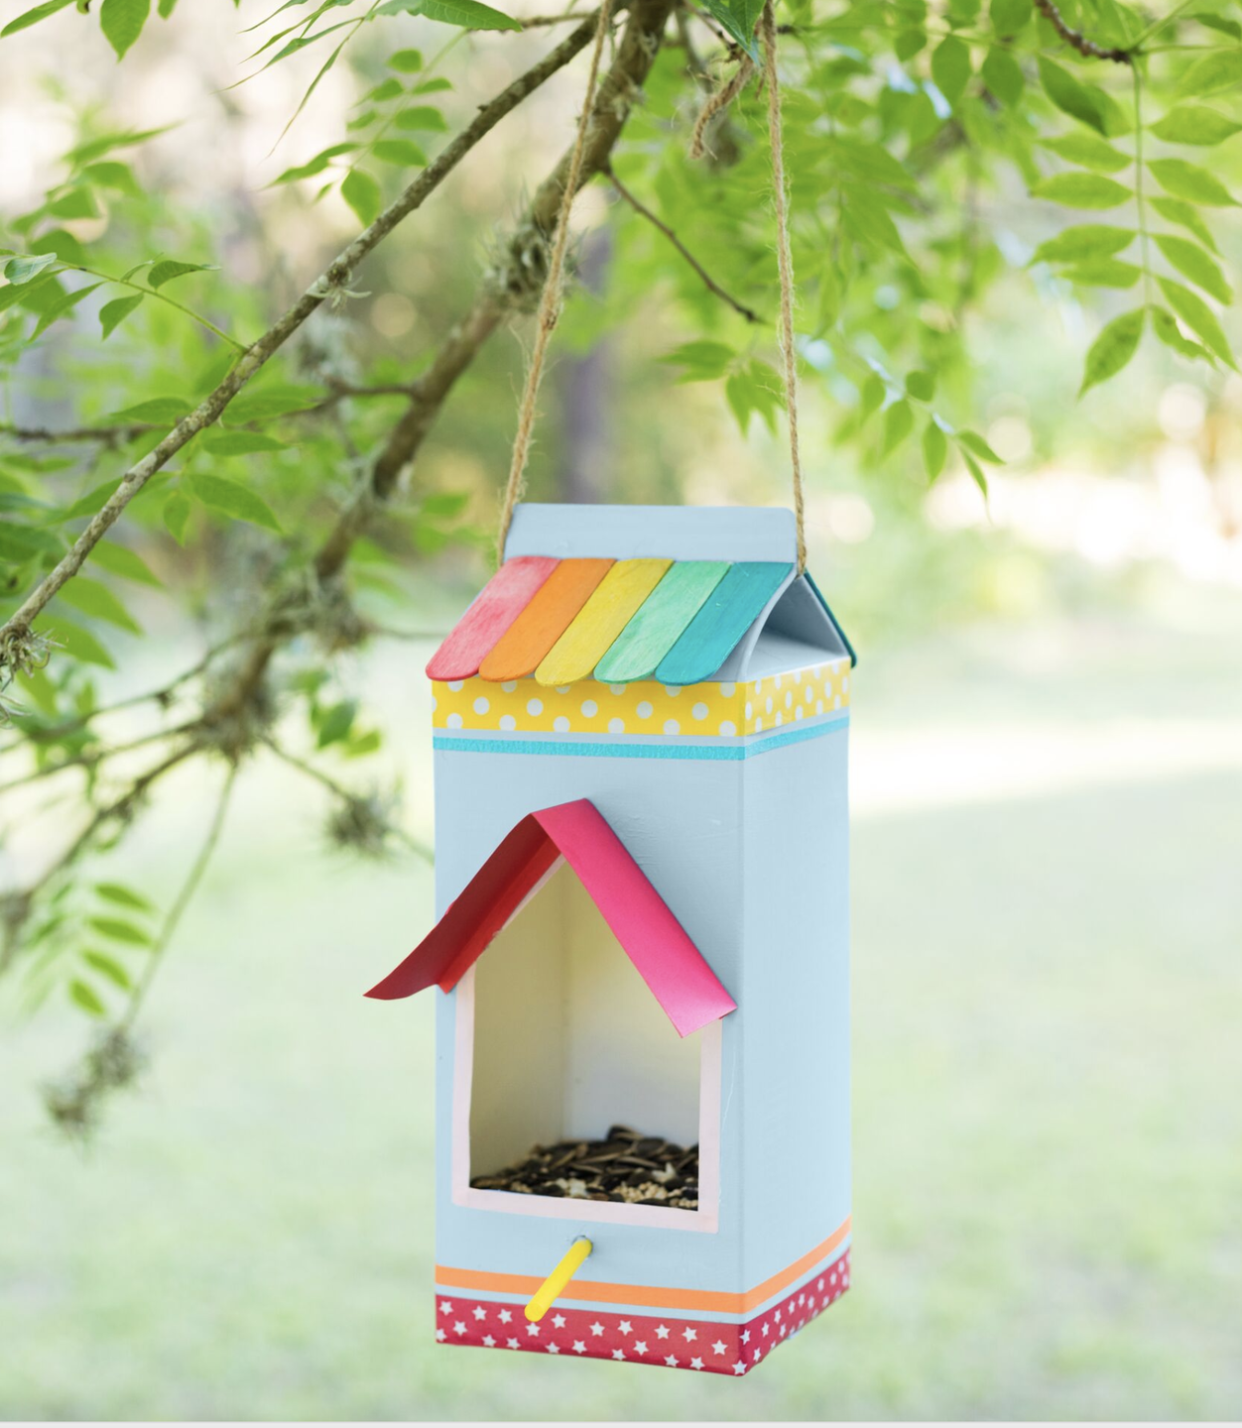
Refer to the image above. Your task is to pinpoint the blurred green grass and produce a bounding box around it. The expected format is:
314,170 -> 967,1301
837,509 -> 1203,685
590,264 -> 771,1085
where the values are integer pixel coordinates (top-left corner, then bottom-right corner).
2,596 -> 1241,1421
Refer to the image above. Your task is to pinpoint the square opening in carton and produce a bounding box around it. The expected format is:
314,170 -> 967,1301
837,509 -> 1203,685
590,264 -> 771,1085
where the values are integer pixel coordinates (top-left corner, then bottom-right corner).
452,860 -> 721,1231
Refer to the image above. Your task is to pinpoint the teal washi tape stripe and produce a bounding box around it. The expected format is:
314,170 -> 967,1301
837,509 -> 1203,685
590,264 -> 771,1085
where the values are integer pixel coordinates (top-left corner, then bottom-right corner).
432,713 -> 848,761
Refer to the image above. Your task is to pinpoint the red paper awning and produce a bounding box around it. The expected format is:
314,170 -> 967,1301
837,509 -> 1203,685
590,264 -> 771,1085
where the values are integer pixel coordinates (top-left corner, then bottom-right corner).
365,799 -> 736,1038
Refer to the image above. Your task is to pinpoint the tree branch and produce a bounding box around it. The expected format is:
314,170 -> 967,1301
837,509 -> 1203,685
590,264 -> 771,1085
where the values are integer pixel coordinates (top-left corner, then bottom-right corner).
0,10 -> 606,658
1032,0 -> 1133,62
603,161 -> 762,323
202,0 -> 676,728
0,421 -> 162,446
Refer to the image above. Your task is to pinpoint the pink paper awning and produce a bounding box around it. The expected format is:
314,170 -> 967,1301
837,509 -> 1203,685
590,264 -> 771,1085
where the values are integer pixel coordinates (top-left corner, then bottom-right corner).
365,799 -> 736,1038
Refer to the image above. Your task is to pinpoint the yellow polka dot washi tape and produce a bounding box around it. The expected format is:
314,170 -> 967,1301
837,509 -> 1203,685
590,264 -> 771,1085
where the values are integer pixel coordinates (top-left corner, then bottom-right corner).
432,661 -> 850,739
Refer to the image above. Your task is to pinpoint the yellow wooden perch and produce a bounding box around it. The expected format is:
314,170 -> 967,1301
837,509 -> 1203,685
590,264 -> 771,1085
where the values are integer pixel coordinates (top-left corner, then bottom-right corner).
525,1237 -> 593,1323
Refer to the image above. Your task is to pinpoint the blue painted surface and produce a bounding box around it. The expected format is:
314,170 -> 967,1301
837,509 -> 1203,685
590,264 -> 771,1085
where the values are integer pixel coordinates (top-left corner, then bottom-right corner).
655,562 -> 793,686
429,723 -> 851,1298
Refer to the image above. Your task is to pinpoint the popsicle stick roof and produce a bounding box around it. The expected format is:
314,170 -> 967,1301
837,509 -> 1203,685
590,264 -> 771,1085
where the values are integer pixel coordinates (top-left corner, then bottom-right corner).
365,799 -> 737,1038
426,556 -> 798,685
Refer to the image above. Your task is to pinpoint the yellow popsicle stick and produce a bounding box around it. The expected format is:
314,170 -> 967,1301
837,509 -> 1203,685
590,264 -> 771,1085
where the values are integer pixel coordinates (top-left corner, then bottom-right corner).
535,559 -> 672,686
525,1236 -> 594,1323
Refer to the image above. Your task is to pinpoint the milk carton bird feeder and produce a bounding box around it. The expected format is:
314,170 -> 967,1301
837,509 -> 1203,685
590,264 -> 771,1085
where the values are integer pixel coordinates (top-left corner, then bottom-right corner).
367,503 -> 856,1378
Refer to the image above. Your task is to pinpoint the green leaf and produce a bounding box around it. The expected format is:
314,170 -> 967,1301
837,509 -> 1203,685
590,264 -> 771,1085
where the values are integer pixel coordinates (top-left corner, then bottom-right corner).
1149,303 -> 1209,359
931,35 -> 970,105
1062,258 -> 1143,288
56,576 -> 142,633
660,340 -> 735,381
1158,277 -> 1236,367
83,950 -> 132,990
148,259 -> 214,288
1175,49 -> 1242,100
0,0 -> 73,37
981,47 -> 1023,107
226,383 -> 321,422
894,27 -> 925,59
957,429 -> 1004,464
388,47 -> 423,71
724,359 -> 784,436
1148,158 -> 1237,207
163,490 -> 192,544
694,0 -> 761,55
69,978 -> 107,1017
95,881 -> 154,911
1038,131 -> 1130,173
31,615 -> 115,669
1031,172 -> 1131,209
3,252 -> 58,284
187,473 -> 282,532
0,522 -> 63,561
99,292 -> 144,339
990,0 -> 1031,34
47,186 -> 101,220
316,698 -> 357,747
906,369 -> 936,401
1080,306 -> 1145,395
1150,105 -> 1241,147
960,449 -> 988,497
1037,57 -> 1128,137
372,138 -> 428,166
341,167 -> 382,226
104,396 -> 191,423
1031,224 -> 1136,264
201,430 -> 287,454
922,418 -> 948,481
1154,232 -> 1232,304
82,160 -> 144,196
272,143 -> 356,184
1151,196 -> 1219,252
393,105 -> 448,131
883,399 -> 913,454
30,228 -> 88,265
88,915 -> 153,946
31,281 -> 103,338
100,0 -> 150,58
1191,12 -> 1241,39
377,0 -> 521,28
89,541 -> 161,586
366,77 -> 404,103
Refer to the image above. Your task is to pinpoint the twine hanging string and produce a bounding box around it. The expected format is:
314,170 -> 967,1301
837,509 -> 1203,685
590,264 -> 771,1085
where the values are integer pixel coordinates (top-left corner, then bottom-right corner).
758,0 -> 807,575
495,0 -> 615,565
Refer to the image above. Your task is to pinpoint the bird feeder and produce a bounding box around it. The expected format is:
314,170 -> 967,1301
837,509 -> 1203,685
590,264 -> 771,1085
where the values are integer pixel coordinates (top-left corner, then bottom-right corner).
368,503 -> 855,1377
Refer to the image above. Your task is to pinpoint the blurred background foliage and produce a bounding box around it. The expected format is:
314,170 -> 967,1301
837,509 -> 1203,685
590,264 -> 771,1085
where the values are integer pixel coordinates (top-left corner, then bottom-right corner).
1,0 -> 1241,1418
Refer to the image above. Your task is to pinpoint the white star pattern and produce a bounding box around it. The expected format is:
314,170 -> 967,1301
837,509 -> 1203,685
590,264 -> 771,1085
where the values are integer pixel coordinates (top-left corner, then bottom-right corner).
429,1252 -> 852,1377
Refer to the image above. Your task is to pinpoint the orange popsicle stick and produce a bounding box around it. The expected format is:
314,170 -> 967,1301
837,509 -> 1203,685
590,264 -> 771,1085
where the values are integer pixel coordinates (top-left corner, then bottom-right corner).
479,558 -> 614,682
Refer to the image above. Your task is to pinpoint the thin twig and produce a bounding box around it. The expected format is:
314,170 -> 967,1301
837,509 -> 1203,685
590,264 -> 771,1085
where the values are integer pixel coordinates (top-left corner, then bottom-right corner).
0,720 -> 201,794
262,737 -> 433,861
604,163 -> 762,323
0,11 -> 607,655
0,422 -> 163,446
120,761 -> 238,1028
1032,0 -> 1132,62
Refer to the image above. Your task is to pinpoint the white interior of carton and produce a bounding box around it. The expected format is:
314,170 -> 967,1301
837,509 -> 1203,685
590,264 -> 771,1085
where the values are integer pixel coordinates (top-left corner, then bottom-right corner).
453,859 -> 721,1230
